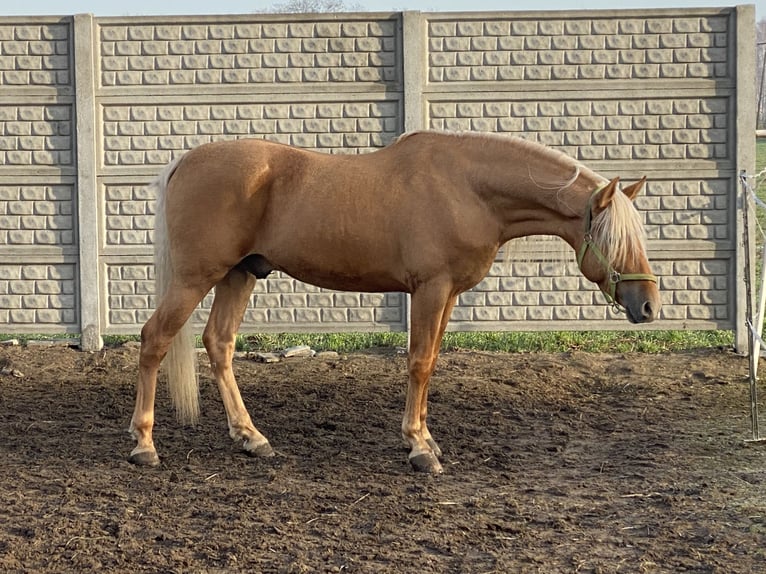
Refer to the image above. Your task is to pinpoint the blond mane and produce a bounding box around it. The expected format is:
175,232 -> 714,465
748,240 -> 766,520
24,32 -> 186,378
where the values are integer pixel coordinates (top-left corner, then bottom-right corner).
591,188 -> 648,270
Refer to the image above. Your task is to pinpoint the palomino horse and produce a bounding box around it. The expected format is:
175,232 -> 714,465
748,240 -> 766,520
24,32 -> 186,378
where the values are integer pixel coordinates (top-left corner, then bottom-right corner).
129,131 -> 661,474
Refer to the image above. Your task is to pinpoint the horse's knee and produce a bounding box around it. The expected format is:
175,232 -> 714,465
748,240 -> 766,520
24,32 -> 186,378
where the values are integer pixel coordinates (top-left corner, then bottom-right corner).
138,323 -> 164,367
139,321 -> 154,348
401,417 -> 419,439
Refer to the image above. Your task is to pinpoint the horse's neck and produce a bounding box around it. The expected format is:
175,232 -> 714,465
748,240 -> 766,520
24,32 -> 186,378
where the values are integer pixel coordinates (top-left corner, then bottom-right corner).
463,139 -> 599,245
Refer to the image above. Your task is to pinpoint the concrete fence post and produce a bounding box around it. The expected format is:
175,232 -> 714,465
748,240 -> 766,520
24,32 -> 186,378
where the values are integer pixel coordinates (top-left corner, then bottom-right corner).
401,11 -> 427,343
73,14 -> 103,351
402,11 -> 425,134
735,4 -> 756,353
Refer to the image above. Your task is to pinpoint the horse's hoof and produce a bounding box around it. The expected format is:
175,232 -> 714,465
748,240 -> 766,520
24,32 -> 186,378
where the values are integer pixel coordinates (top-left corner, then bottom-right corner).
128,448 -> 160,467
426,439 -> 443,458
409,452 -> 443,474
244,440 -> 275,458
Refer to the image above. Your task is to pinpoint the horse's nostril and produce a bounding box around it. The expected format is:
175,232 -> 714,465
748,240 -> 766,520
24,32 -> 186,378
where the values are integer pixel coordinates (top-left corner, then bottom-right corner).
642,300 -> 655,319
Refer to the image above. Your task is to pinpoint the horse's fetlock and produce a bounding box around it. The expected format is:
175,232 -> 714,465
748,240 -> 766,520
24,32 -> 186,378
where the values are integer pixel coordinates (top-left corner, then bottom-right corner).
401,423 -> 419,440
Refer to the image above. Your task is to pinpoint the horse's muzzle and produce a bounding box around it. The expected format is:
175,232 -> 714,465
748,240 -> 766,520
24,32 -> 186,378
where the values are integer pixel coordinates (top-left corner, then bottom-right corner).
625,296 -> 661,324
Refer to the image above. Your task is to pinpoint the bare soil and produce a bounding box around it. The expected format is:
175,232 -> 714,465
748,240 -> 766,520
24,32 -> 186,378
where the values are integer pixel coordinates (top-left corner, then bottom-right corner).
1,343 -> 765,573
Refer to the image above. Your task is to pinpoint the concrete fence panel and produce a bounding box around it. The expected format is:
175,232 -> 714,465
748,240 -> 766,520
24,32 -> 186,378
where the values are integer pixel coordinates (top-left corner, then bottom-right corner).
0,7 -> 755,351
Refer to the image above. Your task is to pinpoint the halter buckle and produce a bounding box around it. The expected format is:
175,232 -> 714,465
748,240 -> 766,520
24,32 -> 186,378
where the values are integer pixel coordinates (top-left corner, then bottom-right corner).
610,300 -> 626,314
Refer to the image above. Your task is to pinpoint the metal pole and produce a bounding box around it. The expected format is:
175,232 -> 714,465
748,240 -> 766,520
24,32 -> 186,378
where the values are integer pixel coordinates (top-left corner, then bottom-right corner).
741,171 -> 762,441
758,44 -> 766,129
756,244 -> 766,376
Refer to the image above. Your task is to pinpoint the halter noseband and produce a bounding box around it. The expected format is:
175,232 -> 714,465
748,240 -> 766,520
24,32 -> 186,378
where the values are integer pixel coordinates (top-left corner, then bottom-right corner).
576,184 -> 657,313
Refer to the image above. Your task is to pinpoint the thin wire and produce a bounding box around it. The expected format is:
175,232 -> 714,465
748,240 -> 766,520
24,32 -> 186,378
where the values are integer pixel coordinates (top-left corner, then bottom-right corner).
743,165 -> 766,181
747,319 -> 766,349
742,171 -> 766,216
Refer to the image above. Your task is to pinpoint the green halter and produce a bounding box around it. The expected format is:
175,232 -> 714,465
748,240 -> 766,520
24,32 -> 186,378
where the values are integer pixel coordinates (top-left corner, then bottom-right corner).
576,184 -> 657,312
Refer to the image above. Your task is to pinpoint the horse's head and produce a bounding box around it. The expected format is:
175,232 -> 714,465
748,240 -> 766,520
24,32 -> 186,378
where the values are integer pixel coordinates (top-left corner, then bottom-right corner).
576,177 -> 661,324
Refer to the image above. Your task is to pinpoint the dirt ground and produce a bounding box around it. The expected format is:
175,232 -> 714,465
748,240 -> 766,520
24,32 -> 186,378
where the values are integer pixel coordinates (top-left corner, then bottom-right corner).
1,342 -> 765,573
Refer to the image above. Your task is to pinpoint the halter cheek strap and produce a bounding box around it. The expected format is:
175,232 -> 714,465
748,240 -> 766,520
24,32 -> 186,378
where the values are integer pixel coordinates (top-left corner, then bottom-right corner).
576,185 -> 657,312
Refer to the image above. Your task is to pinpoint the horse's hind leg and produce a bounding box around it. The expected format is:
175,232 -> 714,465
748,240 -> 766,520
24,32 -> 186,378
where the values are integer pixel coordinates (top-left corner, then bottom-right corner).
130,282 -> 210,466
202,267 -> 274,458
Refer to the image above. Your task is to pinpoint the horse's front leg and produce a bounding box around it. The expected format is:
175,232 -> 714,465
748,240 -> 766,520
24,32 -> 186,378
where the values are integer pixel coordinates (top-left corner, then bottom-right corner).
403,286 -> 458,474
203,268 -> 274,458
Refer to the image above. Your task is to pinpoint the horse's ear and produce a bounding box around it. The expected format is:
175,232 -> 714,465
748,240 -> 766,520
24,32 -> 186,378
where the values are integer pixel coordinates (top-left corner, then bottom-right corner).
622,176 -> 647,201
595,177 -> 620,209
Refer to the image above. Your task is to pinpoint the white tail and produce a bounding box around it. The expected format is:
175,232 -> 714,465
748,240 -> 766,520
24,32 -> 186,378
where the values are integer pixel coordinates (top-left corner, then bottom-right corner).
152,156 -> 200,425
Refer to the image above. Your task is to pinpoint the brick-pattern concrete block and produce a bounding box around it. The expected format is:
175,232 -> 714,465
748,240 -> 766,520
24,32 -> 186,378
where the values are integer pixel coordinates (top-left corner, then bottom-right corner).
0,104 -> 73,166
0,23 -> 71,86
105,265 -> 405,332
101,101 -> 400,165
428,96 -> 728,162
240,274 -> 405,329
640,178 -> 729,241
103,183 -> 156,246
0,263 -> 77,326
0,184 -> 74,245
98,18 -> 399,87
428,14 -> 729,82
106,263 -> 155,326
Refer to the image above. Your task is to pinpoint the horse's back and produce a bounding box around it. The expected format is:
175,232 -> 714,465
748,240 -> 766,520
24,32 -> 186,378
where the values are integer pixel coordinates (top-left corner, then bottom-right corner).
162,138 -> 411,288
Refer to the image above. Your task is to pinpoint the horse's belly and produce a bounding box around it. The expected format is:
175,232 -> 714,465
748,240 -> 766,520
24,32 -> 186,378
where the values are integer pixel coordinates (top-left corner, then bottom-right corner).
279,266 -> 406,293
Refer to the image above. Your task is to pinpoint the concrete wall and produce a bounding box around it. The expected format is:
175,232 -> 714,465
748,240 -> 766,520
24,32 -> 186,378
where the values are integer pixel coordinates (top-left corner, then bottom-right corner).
0,7 -> 755,350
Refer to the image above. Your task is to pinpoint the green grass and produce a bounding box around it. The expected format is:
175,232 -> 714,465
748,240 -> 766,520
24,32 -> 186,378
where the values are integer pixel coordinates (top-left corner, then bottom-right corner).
757,138 -> 766,181
756,138 -> 766,231
751,139 -> 766,305
1,330 -> 729,354
0,328 -> 737,358
0,333 -> 79,345
755,138 -> 766,226
233,330 -> 733,354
